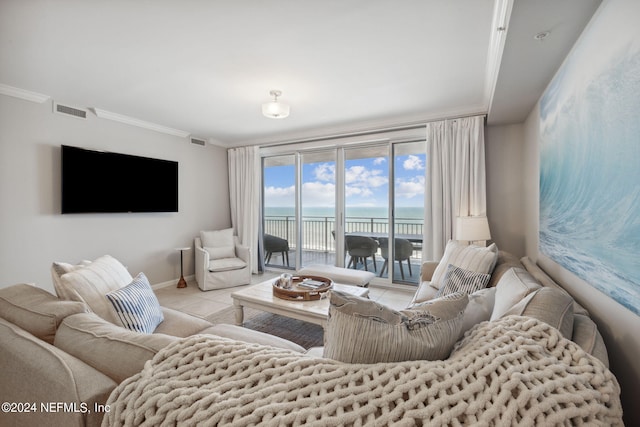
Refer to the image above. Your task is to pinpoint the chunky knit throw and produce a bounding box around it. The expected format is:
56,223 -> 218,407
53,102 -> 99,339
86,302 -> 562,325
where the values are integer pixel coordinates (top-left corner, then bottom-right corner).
103,316 -> 622,426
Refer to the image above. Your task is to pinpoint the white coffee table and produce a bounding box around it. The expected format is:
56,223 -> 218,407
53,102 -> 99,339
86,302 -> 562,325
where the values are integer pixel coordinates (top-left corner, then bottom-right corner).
231,278 -> 369,329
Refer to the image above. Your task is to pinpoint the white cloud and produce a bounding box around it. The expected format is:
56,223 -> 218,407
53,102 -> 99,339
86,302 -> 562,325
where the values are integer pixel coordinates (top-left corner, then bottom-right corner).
313,163 -> 335,182
264,185 -> 295,206
345,185 -> 373,198
301,181 -> 335,206
343,165 -> 388,205
395,176 -> 425,199
345,166 -> 388,187
373,157 -> 386,165
403,155 -> 424,171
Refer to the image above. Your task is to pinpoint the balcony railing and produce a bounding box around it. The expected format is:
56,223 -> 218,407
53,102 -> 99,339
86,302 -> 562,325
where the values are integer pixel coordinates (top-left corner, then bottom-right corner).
264,215 -> 423,256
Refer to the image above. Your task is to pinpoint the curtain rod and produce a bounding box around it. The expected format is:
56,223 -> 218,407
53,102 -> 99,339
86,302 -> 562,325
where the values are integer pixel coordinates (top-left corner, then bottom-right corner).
257,112 -> 486,148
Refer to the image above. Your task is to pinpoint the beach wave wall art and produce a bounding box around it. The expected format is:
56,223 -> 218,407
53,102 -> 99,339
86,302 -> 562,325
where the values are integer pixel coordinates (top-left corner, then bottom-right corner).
539,0 -> 640,315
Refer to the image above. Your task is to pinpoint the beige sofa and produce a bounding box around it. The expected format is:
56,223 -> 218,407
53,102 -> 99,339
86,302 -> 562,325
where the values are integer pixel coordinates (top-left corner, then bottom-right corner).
0,256 -> 305,427
0,247 -> 621,426
415,249 -> 609,366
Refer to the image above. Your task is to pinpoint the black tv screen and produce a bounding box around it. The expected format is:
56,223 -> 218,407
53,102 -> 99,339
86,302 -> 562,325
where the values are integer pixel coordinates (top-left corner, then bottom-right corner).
61,145 -> 178,213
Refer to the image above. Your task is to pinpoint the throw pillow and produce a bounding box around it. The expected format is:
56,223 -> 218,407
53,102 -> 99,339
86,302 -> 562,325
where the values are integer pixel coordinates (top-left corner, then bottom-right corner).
51,259 -> 92,298
57,255 -> 133,326
435,264 -> 491,298
204,246 -> 236,260
323,290 -> 468,363
458,287 -> 496,339
200,229 -> 235,260
501,287 -> 574,338
572,314 -> 609,366
430,241 -> 498,290
490,267 -> 541,321
105,272 -> 164,334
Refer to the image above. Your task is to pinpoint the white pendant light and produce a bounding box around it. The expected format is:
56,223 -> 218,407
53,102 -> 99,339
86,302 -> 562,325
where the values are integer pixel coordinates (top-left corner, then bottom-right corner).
262,90 -> 290,119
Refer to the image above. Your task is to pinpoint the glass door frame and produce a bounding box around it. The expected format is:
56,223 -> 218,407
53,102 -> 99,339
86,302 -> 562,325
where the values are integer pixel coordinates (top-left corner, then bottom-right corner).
295,149 -> 343,269
260,128 -> 426,286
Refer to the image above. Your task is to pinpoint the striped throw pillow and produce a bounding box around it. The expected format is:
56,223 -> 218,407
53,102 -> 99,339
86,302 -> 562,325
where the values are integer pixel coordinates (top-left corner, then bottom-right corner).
324,290 -> 468,363
435,264 -> 491,298
431,241 -> 498,289
106,273 -> 164,334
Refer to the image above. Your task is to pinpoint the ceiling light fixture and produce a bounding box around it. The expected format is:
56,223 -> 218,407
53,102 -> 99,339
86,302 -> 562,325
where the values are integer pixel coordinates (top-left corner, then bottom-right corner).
262,90 -> 290,119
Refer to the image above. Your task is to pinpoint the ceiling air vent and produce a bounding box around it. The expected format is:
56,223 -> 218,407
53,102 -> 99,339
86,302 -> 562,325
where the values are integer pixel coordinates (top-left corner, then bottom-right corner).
190,137 -> 206,146
54,102 -> 87,119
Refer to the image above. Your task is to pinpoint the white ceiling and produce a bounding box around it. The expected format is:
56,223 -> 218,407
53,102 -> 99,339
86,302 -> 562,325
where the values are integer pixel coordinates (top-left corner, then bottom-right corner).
0,0 -> 601,147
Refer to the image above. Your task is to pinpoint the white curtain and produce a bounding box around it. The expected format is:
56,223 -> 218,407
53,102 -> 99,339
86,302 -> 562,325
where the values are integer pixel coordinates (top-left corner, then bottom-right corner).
228,146 -> 261,273
424,115 -> 487,261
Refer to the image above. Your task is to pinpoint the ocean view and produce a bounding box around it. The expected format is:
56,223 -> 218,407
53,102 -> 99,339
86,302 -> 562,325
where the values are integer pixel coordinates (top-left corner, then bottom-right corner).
265,206 -> 424,221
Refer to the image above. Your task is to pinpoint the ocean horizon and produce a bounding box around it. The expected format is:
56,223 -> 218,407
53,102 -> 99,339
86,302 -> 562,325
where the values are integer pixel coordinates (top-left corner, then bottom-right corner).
265,206 -> 424,220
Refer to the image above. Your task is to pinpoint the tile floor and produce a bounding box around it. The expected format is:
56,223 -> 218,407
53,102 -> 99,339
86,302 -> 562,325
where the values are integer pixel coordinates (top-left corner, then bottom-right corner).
154,271 -> 416,320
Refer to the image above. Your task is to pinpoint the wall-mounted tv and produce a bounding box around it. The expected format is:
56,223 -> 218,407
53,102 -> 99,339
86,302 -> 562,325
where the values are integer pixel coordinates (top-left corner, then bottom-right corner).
61,145 -> 178,214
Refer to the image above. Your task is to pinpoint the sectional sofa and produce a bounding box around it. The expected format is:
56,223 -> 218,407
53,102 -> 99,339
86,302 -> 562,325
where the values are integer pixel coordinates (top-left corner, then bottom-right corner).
0,244 -> 623,426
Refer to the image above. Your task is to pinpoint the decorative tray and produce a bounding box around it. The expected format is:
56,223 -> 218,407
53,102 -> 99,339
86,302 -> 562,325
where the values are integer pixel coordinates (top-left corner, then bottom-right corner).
272,275 -> 333,301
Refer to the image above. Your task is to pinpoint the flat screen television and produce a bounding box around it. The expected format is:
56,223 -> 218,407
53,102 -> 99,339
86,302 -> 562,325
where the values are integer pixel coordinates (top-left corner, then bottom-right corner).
61,145 -> 178,213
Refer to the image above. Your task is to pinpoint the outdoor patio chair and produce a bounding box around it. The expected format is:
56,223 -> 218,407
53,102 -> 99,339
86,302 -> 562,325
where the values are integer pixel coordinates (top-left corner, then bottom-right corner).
345,235 -> 378,272
264,234 -> 290,266
378,237 -> 413,280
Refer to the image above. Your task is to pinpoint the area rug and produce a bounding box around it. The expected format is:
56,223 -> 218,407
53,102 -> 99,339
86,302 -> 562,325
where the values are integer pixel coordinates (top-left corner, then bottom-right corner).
205,306 -> 324,349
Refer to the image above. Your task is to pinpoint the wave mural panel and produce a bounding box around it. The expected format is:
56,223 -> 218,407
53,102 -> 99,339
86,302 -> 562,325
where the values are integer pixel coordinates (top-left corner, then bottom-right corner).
539,1 -> 640,316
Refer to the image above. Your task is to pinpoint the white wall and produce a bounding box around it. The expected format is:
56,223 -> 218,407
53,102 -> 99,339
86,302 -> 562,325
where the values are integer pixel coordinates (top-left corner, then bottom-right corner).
485,124 -> 526,256
0,94 -> 231,292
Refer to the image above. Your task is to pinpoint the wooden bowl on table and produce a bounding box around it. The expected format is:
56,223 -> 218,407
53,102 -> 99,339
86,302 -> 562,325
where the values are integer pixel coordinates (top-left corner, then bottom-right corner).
272,275 -> 333,301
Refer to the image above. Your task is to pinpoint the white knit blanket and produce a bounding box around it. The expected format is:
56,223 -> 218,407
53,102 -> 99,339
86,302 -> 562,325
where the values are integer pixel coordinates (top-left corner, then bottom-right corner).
102,316 -> 622,426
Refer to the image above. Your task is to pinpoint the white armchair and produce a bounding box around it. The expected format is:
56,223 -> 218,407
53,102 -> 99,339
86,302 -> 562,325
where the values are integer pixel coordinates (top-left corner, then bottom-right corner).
195,228 -> 251,291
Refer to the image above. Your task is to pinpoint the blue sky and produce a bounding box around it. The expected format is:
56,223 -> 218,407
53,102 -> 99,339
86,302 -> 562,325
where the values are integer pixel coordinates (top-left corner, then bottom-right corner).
264,154 -> 426,208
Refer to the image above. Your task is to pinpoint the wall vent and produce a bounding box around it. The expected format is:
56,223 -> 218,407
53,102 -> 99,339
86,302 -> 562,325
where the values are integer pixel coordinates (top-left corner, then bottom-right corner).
190,137 -> 206,146
54,102 -> 87,119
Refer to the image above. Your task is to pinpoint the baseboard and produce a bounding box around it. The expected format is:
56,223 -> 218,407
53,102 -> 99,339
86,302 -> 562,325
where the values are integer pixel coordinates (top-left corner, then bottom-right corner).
152,275 -> 195,290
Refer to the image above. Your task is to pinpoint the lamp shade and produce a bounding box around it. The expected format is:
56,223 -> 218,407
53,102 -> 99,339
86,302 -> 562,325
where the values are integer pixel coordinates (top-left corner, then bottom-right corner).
455,216 -> 491,242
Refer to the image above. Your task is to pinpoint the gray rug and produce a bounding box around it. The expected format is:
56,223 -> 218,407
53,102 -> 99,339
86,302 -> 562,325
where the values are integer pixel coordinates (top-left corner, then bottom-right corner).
206,306 -> 324,349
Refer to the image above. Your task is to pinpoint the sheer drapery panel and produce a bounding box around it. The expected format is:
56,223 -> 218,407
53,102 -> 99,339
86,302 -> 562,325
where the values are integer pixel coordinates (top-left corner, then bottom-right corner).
228,146 -> 261,273
424,115 -> 486,261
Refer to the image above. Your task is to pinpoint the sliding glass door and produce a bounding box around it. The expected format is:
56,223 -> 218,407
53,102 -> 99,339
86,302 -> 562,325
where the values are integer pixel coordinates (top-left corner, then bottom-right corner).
263,155 -> 296,269
390,141 -> 426,284
261,138 -> 425,286
300,151 -> 336,268
344,145 -> 389,274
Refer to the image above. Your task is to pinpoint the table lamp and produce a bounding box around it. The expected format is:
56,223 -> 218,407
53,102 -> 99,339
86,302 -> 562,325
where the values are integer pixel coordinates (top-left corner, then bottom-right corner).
455,216 -> 491,245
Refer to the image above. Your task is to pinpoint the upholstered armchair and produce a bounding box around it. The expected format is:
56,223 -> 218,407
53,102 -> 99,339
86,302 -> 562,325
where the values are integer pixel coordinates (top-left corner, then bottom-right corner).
195,228 -> 251,291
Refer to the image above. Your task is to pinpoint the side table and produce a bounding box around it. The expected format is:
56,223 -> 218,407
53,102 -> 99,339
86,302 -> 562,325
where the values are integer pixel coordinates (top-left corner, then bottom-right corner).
175,247 -> 191,288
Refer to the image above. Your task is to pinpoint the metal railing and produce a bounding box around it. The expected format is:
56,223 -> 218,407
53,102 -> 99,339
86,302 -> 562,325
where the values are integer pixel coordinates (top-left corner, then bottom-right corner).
264,215 -> 423,256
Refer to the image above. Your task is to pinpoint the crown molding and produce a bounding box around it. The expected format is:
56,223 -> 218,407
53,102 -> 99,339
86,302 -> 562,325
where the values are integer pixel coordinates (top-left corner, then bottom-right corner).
92,108 -> 190,138
484,0 -> 513,113
0,83 -> 50,103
